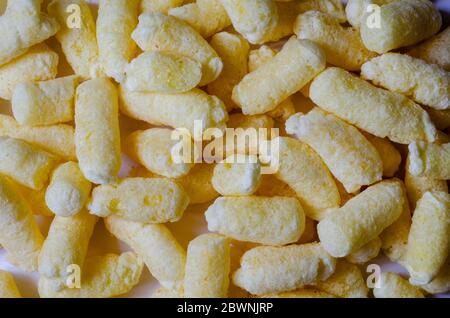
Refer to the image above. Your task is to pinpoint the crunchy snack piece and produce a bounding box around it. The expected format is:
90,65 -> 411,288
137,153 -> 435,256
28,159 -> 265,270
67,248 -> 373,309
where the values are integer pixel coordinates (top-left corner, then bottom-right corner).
361,132 -> 401,178
374,272 -> 424,298
407,141 -> 450,180
345,0 -> 397,29
140,0 -> 185,14
0,270 -> 22,298
346,237 -> 382,265
421,258 -> 450,294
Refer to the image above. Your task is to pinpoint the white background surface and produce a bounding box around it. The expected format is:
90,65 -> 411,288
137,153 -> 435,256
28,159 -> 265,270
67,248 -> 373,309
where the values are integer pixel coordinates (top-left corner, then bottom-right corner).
0,0 -> 449,298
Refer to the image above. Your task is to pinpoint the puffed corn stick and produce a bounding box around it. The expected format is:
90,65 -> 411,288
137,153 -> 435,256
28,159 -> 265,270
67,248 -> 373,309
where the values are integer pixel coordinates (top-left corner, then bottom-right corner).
233,243 -> 336,295
105,216 -> 186,290
0,176 -> 44,271
405,191 -> 450,285
0,114 -> 75,160
0,270 -> 22,298
360,0 -> 442,54
184,233 -> 230,298
207,32 -> 249,111
48,0 -> 102,78
0,44 -> 58,100
294,11 -> 377,71
89,178 -> 190,223
45,162 -> 92,217
11,76 -> 79,126
0,0 -> 59,66
169,0 -> 231,38
361,53 -> 449,110
75,78 -> 121,185
286,109 -> 383,193
39,252 -> 143,298
361,132 -> 401,178
421,258 -> 450,294
373,272 -> 424,298
140,0 -> 185,14
119,86 -> 228,134
407,141 -> 450,180
0,137 -> 56,190
206,196 -> 305,246
233,37 -> 326,115
345,0 -> 397,29
295,0 -> 345,22
317,180 -> 406,257
346,237 -> 382,265
132,12 -> 222,86
309,67 -> 437,144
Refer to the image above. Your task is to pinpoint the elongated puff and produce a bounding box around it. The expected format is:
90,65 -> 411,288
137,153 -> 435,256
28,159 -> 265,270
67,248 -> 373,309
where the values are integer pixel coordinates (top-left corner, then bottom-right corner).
373,272 -> 424,298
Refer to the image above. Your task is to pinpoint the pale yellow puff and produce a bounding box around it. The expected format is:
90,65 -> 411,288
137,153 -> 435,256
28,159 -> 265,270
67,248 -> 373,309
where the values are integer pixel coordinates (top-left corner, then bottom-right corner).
12,75 -> 79,126
260,289 -> 335,298
141,0 -> 185,14
152,287 -> 183,298
125,51 -> 202,94
105,216 -> 186,290
286,109 -> 383,193
421,258 -> 450,294
269,137 -> 340,220
309,67 -> 437,144
132,12 -> 222,86
126,128 -> 194,178
409,26 -> 450,72
373,272 -> 424,298
0,114 -> 75,160
315,260 -> 368,298
0,270 -> 21,298
345,0 -> 397,29
233,243 -> 336,295
38,210 -> 98,290
207,32 -> 249,111
97,0 -> 139,83
39,252 -> 144,298
295,0 -> 345,23
406,191 -> 450,285
0,44 -> 58,100
361,132 -> 402,178
346,237 -> 382,265
294,11 -> 377,71
426,107 -> 450,130
206,196 -> 305,245
212,155 -> 261,196
0,176 -> 44,271
360,0 -> 442,54
407,141 -> 450,180
119,86 -> 228,134
169,0 -> 231,38
75,78 -> 121,185
176,163 -> 219,204
317,179 -> 406,257
48,0 -> 102,78
233,37 -> 325,115
227,113 -> 274,130
45,162 -> 92,217
89,178 -> 189,223
0,137 -> 56,190
0,0 -> 59,66
361,53 -> 449,110
184,233 -> 230,298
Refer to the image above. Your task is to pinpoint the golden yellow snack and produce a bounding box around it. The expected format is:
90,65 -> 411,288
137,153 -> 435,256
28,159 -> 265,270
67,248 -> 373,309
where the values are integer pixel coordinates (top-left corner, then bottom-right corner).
140,0 -> 184,14
97,0 -> 139,83
0,176 -> 44,271
309,67 -> 437,144
345,0 -> 397,29
75,78 -> 121,185
207,32 -> 249,111
373,272 -> 424,298
315,260 -> 368,298
317,180 -> 406,257
360,0 -> 442,54
361,132 -> 401,178
39,252 -> 143,298
176,163 -> 219,204
260,289 -> 335,298
105,216 -> 186,290
205,196 -> 305,246
169,0 -> 231,38
184,233 -> 230,298
0,44 -> 58,100
294,11 -> 377,71
125,51 -> 201,94
45,162 -> 92,217
286,109 -> 383,193
0,270 -> 21,298
295,0 -> 345,22
421,258 -> 450,294
407,141 -> 450,180
406,191 -> 450,285
48,0 -> 102,78
233,37 -> 326,115
12,76 -> 79,126
132,12 -> 222,86
346,237 -> 382,265
0,0 -> 59,66
232,243 -> 336,295
361,53 -> 449,110
0,114 -> 75,161
89,178 -> 189,223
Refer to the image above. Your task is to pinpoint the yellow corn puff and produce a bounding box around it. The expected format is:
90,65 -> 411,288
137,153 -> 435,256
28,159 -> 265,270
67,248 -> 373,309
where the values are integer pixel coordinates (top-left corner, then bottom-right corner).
140,0 -> 185,14
373,272 -> 424,298
362,132 -> 402,178
0,270 -> 21,298
345,0 -> 397,29
346,237 -> 382,265
408,141 -> 450,180
421,258 -> 450,294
